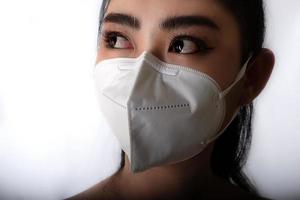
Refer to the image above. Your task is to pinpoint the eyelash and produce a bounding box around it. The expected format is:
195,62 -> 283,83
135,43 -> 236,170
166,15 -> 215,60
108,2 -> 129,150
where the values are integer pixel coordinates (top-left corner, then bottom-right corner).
168,34 -> 213,54
101,30 -> 213,54
101,31 -> 133,49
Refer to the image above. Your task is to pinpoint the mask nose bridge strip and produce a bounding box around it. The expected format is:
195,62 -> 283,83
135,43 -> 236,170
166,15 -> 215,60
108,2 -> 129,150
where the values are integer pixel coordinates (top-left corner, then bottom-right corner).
117,54 -> 146,70
114,52 -> 179,76
143,58 -> 179,76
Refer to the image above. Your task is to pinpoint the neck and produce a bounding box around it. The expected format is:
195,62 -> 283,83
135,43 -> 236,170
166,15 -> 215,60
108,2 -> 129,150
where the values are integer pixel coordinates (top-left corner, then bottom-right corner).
67,143 -> 252,200
116,143 -> 228,199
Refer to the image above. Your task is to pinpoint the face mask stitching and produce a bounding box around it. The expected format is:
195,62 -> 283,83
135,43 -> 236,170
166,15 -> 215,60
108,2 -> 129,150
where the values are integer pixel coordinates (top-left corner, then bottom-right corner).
135,103 -> 190,111
95,52 -> 238,172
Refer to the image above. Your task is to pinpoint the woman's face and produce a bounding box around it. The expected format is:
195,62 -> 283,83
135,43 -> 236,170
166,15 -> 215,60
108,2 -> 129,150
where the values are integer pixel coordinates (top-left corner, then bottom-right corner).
97,0 -> 246,131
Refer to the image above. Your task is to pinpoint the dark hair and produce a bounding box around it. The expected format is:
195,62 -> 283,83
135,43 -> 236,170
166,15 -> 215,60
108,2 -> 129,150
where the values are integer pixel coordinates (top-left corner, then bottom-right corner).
210,0 -> 265,193
98,0 -> 265,193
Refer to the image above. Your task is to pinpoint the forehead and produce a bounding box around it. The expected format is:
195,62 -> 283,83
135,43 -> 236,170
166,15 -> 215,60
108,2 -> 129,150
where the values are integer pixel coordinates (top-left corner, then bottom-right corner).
105,0 -> 238,30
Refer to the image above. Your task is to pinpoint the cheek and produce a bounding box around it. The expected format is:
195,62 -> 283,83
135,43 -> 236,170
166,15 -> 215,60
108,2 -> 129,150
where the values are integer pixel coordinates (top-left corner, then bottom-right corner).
96,45 -> 132,64
219,78 -> 245,131
96,48 -> 106,63
210,18 -> 242,89
210,45 -> 241,91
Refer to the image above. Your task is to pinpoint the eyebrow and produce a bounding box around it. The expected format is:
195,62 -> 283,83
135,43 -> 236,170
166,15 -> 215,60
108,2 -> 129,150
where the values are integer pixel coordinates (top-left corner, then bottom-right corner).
103,13 -> 141,29
161,15 -> 219,30
103,13 -> 219,31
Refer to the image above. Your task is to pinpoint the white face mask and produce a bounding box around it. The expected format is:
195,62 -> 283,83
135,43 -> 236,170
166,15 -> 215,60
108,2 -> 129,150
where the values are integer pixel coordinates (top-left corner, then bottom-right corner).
94,52 -> 250,173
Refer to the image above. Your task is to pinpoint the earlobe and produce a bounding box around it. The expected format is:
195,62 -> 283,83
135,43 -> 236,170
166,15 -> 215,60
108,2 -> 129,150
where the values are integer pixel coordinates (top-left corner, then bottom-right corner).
239,48 -> 275,106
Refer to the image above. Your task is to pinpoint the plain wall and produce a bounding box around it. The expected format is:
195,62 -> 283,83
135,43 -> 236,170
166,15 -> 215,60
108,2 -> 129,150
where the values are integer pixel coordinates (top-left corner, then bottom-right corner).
0,0 -> 299,199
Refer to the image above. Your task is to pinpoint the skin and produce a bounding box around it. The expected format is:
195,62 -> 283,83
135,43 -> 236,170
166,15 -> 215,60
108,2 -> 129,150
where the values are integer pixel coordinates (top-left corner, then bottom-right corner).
67,0 -> 275,199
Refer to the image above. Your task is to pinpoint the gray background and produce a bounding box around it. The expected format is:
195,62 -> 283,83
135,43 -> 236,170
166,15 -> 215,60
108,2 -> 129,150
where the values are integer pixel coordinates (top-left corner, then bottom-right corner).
0,0 -> 299,199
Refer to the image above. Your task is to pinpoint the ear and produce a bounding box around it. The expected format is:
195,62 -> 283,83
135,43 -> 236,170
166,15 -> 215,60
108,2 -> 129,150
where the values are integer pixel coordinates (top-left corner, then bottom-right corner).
239,48 -> 275,106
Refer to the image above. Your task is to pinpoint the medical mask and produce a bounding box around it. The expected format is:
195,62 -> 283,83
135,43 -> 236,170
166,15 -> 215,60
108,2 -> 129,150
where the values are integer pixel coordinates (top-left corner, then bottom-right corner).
94,52 -> 250,173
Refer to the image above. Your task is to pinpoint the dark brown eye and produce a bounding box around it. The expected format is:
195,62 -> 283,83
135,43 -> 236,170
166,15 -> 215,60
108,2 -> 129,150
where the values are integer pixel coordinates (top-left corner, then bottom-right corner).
172,40 -> 185,53
169,36 -> 211,54
103,32 -> 133,49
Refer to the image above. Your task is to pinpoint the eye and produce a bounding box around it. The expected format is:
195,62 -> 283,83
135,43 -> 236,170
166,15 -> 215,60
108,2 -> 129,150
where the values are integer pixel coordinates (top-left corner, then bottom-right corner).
102,31 -> 133,49
168,36 -> 212,54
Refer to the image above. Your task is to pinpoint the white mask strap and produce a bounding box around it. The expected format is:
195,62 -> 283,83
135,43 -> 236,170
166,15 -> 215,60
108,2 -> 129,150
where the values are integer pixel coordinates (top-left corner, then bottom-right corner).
219,55 -> 253,99
205,108 -> 239,145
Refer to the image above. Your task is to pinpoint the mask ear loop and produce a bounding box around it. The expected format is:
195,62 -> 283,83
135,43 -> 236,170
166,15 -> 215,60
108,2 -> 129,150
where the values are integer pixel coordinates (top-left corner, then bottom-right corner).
219,55 -> 253,99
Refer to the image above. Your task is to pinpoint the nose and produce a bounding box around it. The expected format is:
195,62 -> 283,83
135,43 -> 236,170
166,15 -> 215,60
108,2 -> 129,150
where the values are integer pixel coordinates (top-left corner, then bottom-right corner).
135,31 -> 167,61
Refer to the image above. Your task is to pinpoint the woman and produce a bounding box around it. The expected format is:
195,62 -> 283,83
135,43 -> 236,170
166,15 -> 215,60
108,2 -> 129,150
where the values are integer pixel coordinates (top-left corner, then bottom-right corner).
68,0 -> 275,199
